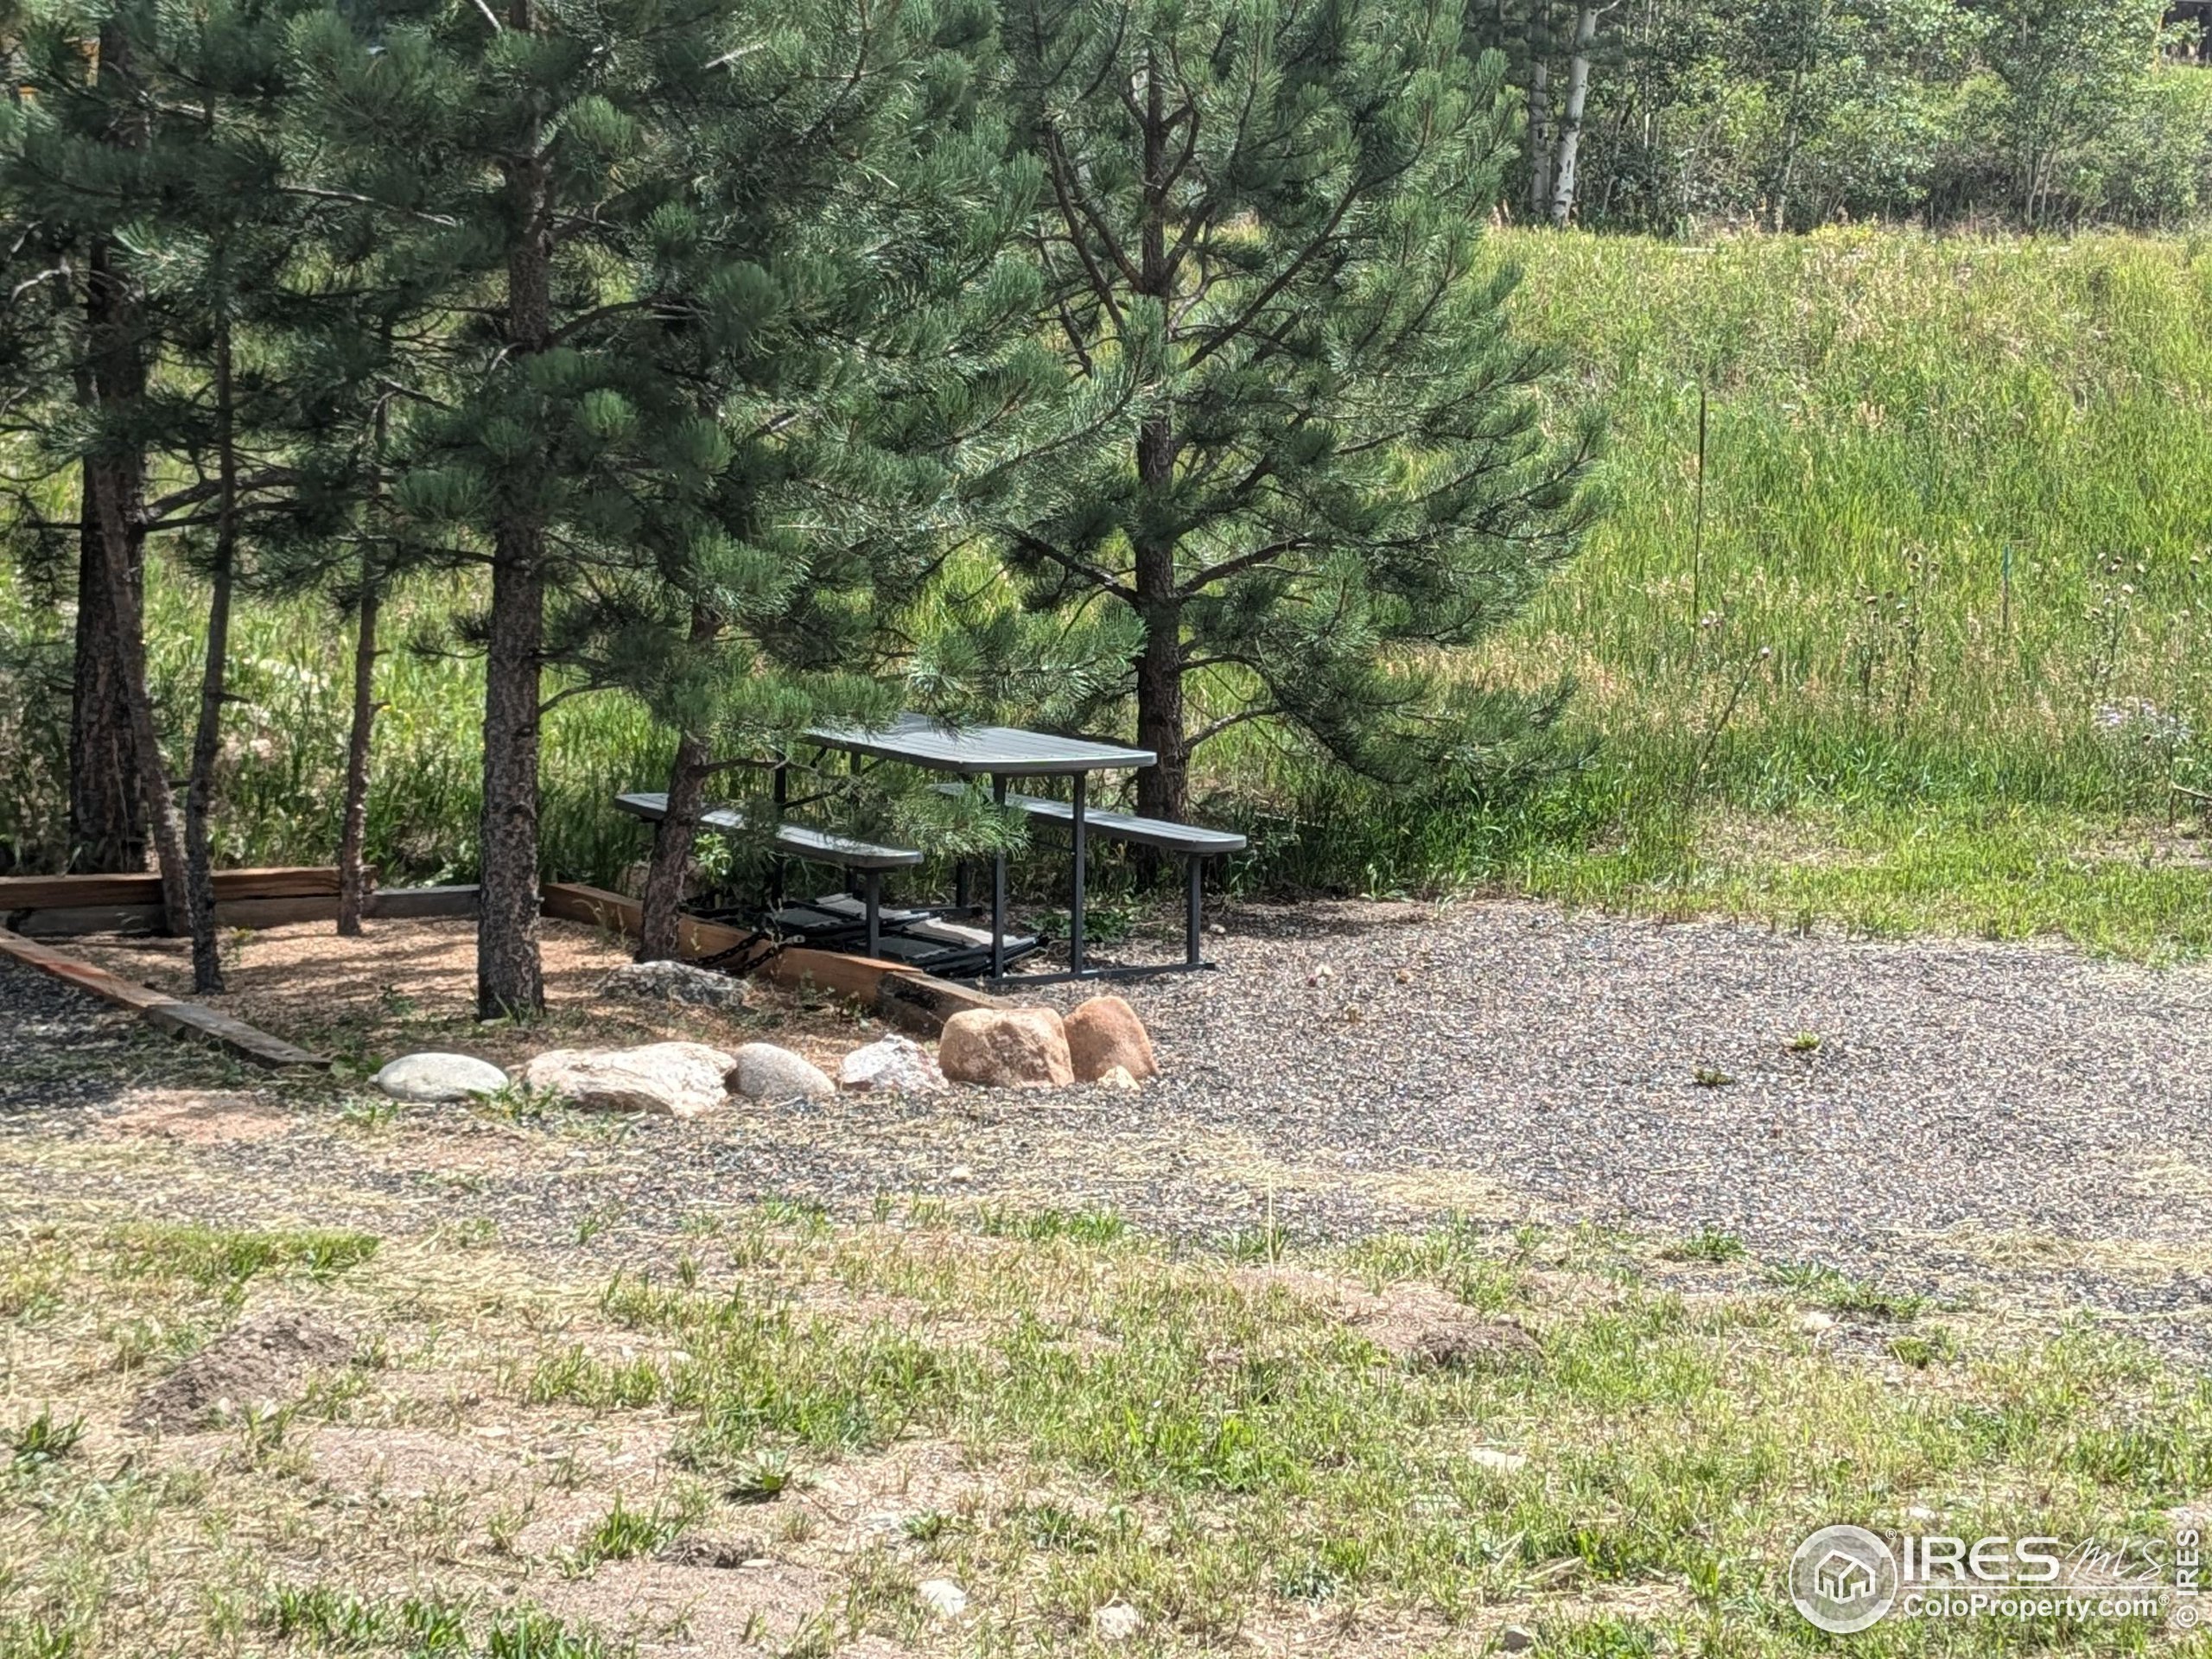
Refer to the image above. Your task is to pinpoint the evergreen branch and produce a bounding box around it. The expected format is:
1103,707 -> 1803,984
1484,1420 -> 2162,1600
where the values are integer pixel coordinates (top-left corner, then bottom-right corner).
280,186 -> 460,228
1004,529 -> 1138,603
1188,703 -> 1277,749
1041,124 -> 1141,308
1184,181 -> 1363,367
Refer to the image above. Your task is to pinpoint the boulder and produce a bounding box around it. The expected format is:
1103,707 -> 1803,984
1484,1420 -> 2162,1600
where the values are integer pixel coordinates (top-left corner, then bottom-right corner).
938,1007 -> 1072,1089
838,1034 -> 946,1094
728,1042 -> 835,1103
1063,995 -> 1156,1082
599,958 -> 748,1012
523,1042 -> 735,1117
373,1052 -> 509,1103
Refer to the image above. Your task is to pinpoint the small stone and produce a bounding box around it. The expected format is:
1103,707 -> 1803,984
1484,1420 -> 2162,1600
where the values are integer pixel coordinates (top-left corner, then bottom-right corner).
1468,1446 -> 1528,1473
1091,1602 -> 1142,1641
949,1164 -> 974,1183
373,1052 -> 508,1103
938,1007 -> 1073,1088
839,1034 -> 946,1093
522,1042 -> 735,1117
1096,1064 -> 1141,1090
1064,995 -> 1157,1082
918,1578 -> 967,1618
1207,923 -> 1226,937
599,958 -> 748,1011
1801,1311 -> 1837,1333
1394,969 -> 1414,984
728,1043 -> 835,1103
1499,1624 -> 1536,1652
1905,1504 -> 1937,1522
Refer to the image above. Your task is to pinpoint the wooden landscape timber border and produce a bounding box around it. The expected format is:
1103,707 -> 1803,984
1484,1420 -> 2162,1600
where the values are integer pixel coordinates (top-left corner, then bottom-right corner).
540,881 -> 1004,1034
0,926 -> 327,1071
0,868 -> 480,938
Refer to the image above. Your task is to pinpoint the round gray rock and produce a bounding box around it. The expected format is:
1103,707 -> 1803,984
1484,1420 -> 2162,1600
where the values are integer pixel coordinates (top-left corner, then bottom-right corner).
728,1042 -> 835,1103
374,1052 -> 509,1103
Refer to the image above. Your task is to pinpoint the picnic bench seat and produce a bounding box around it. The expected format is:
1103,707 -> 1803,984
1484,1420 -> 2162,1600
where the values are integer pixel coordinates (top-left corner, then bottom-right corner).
614,791 -> 922,956
938,785 -> 1246,967
612,791 -> 1041,970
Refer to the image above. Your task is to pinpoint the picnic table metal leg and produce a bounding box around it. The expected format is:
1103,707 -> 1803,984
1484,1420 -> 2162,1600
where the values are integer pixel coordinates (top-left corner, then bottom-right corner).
991,773 -> 1007,980
1070,772 -> 1087,976
1186,855 -> 1203,966
862,869 -> 881,958
770,760 -> 789,911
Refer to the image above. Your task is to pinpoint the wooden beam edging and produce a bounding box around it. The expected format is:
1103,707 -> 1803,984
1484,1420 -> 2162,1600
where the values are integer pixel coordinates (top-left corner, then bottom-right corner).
0,926 -> 328,1071
539,881 -> 1003,1034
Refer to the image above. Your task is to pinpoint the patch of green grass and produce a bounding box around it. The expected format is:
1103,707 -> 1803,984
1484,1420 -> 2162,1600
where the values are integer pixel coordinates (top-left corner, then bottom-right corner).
7,1408 -> 84,1471
257,1586 -> 626,1656
1662,1227 -> 1747,1263
556,1494 -> 699,1577
972,1204 -> 1131,1246
108,1224 -> 380,1291
1764,1261 -> 1929,1319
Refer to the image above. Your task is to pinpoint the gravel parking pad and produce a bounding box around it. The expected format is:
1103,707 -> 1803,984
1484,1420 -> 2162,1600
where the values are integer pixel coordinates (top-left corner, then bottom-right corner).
6,903 -> 2210,1356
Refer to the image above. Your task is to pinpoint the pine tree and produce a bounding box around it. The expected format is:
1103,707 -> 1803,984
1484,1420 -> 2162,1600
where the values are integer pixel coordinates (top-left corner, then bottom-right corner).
288,0 -> 1058,1010
544,14 -> 1063,963
142,0 -> 327,991
3,8 -> 210,922
1,12 -> 163,884
996,0 -> 1602,821
4,0 -> 336,985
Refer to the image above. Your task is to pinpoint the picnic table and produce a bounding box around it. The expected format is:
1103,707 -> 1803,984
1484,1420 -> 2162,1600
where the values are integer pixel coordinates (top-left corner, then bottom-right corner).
620,713 -> 1246,986
803,714 -> 1168,983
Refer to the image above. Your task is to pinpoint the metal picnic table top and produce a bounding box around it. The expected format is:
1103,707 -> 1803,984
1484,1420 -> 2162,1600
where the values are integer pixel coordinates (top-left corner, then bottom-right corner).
804,713 -> 1154,777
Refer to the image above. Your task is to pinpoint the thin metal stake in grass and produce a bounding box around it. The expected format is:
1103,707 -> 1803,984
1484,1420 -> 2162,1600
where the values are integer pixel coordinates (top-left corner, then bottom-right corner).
1691,379 -> 1708,645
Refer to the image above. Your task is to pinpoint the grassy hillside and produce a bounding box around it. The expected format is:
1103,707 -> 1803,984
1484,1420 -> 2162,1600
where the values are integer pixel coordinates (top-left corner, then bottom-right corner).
10,229 -> 2212,955
1237,229 -> 2212,957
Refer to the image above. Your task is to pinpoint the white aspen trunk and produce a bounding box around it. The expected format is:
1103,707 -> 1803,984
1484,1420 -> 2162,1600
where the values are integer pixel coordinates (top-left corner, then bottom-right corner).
1528,56 -> 1553,219
1548,3 -> 1599,226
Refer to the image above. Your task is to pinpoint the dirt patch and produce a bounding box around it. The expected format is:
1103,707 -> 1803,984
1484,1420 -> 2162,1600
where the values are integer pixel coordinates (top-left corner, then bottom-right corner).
530,1556 -> 837,1656
103,1090 -> 294,1144
125,1313 -> 354,1432
1232,1268 -> 1541,1368
64,917 -> 879,1073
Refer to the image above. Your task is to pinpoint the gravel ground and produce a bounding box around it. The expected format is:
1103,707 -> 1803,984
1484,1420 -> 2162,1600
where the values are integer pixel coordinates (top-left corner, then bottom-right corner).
7,901 -> 2212,1357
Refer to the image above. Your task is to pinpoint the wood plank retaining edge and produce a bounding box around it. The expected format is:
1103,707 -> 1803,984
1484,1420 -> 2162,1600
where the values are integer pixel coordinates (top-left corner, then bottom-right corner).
0,926 -> 328,1070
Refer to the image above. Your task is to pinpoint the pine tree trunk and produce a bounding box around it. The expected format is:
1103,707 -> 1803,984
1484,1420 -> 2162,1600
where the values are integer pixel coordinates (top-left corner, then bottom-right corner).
1132,416 -> 1186,824
183,325 -> 238,995
1548,3 -> 1598,227
83,21 -> 187,934
477,99 -> 551,1020
1130,56 -> 1188,827
336,578 -> 378,937
68,467 -> 144,872
479,540 -> 544,1019
639,729 -> 710,963
338,390 -> 391,938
